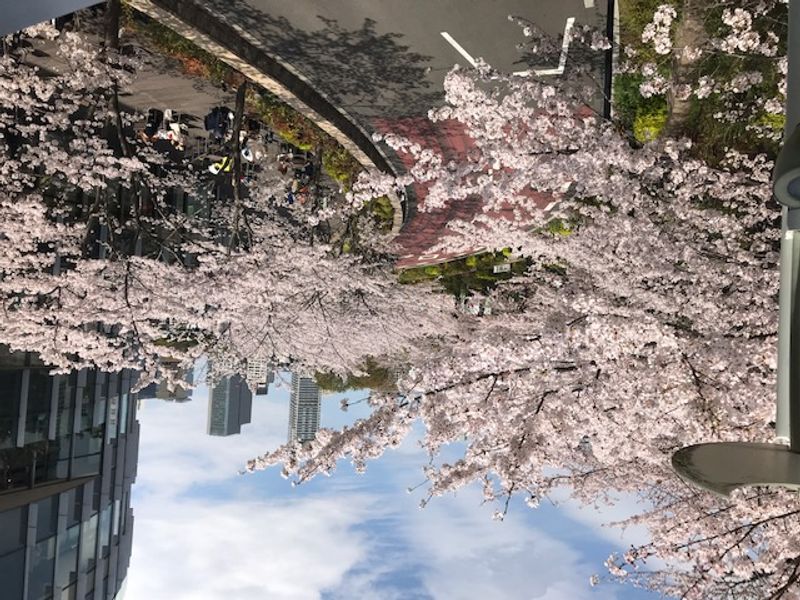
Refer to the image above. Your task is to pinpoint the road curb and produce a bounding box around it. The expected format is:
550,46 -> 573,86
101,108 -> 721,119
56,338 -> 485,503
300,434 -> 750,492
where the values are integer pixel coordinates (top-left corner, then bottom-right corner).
128,0 -> 405,234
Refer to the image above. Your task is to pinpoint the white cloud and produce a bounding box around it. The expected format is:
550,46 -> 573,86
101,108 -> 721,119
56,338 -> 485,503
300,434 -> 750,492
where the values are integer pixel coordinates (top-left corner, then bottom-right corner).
133,380 -> 288,500
400,488 -> 623,600
127,495 -> 374,600
128,380 -> 383,600
550,487 -> 653,549
128,377 -> 654,600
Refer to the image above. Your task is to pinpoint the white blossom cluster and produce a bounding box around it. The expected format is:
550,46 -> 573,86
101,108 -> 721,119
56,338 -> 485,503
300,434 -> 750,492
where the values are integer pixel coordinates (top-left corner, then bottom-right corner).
638,63 -> 671,98
641,4 -> 677,55
716,8 -> 779,56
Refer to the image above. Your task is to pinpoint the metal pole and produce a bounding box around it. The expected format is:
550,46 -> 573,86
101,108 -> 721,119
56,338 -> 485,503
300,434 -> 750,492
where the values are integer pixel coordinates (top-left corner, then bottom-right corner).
791,237 -> 800,450
777,224 -> 792,441
603,0 -> 615,119
777,0 -> 800,450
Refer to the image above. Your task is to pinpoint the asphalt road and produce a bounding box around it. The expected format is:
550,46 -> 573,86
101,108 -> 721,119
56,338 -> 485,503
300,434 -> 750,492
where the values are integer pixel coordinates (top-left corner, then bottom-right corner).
186,0 -> 607,239
195,0 -> 606,124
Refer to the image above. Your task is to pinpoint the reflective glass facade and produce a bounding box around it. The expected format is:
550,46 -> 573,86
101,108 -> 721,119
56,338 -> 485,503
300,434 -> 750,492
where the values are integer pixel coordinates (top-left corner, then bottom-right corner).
0,348 -> 139,600
288,374 -> 321,443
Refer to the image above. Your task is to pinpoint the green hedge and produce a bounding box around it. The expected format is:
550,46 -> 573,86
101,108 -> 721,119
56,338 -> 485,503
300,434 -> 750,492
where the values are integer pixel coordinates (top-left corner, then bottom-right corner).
398,250 -> 529,297
633,105 -> 668,142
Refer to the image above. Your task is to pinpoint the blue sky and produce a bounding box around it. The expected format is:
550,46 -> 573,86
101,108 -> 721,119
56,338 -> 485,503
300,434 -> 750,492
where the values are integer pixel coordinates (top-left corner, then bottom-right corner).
127,368 -> 663,600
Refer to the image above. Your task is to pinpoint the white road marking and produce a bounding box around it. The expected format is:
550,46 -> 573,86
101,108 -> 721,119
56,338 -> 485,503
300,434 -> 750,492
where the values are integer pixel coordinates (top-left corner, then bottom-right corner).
514,17 -> 576,77
584,0 -> 595,7
442,17 -> 576,78
440,31 -> 479,68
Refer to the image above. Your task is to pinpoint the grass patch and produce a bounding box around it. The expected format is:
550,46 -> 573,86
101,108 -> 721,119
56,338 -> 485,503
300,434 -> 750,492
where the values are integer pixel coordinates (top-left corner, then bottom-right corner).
542,217 -> 574,237
398,250 -> 529,298
248,90 -> 366,190
368,195 -> 395,232
618,0 -> 671,48
613,74 -> 668,141
633,104 -> 668,143
321,144 -> 362,189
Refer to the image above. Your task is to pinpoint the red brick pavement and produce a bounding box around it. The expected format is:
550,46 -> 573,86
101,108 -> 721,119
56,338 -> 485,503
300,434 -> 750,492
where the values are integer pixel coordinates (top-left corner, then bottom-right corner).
372,117 -> 554,269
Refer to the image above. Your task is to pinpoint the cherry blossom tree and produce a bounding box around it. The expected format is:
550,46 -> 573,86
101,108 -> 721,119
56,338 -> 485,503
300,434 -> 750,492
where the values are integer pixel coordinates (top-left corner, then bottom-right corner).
0,22 -> 456,389
248,59 -> 799,598
6,12 -> 800,599
624,1 -> 787,141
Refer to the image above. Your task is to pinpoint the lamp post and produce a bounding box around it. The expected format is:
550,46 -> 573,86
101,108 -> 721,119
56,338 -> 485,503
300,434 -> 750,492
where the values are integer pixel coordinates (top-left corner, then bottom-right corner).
671,0 -> 800,495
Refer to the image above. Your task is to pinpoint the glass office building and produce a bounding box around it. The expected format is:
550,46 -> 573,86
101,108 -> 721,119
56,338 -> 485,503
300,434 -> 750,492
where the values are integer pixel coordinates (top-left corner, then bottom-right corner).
288,374 -> 321,444
207,374 -> 253,437
0,347 -> 139,600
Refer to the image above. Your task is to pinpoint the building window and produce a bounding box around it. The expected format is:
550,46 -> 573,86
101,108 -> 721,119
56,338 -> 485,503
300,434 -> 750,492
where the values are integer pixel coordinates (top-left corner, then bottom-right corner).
25,370 -> 52,446
107,374 -> 119,442
93,373 -> 107,430
98,505 -> 111,559
0,506 -> 26,555
35,496 -> 58,542
54,524 -> 79,591
118,375 -> 129,437
27,535 -> 55,600
79,513 -> 98,574
119,491 -> 128,536
0,547 -> 25,600
59,582 -> 76,600
0,508 -> 26,599
72,372 -> 102,477
112,499 -> 121,538
0,370 -> 22,451
54,375 -> 75,480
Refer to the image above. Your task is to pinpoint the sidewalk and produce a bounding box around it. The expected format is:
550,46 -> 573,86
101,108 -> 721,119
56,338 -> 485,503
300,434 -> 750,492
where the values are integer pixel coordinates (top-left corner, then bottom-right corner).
22,28 -> 342,210
372,117 -> 555,269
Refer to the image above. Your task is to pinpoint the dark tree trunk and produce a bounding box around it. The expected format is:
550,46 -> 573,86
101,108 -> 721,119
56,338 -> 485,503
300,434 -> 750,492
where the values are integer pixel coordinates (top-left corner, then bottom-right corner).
105,0 -> 121,50
228,81 -> 248,253
662,0 -> 706,139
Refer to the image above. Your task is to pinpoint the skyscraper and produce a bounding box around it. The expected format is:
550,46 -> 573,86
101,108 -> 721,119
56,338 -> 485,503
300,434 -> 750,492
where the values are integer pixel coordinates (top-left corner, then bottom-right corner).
246,359 -> 271,393
207,374 -> 253,436
0,346 -> 139,600
255,369 -> 275,396
288,374 -> 321,444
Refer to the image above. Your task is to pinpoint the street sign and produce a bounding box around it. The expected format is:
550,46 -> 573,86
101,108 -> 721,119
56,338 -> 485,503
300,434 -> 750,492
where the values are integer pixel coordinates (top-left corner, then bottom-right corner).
493,263 -> 512,274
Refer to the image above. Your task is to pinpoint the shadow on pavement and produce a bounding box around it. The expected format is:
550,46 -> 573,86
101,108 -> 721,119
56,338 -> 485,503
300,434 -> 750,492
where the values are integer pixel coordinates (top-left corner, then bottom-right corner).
201,0 -> 443,119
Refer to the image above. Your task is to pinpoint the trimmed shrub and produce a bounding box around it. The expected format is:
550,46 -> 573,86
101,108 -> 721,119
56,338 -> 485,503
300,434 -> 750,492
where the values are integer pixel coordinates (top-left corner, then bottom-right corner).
633,105 -> 668,142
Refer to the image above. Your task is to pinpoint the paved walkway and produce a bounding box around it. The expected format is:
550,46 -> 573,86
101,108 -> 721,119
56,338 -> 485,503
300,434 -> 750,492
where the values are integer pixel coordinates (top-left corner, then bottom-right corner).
22,28 -> 345,207
373,117 -> 554,269
24,30 -> 235,148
